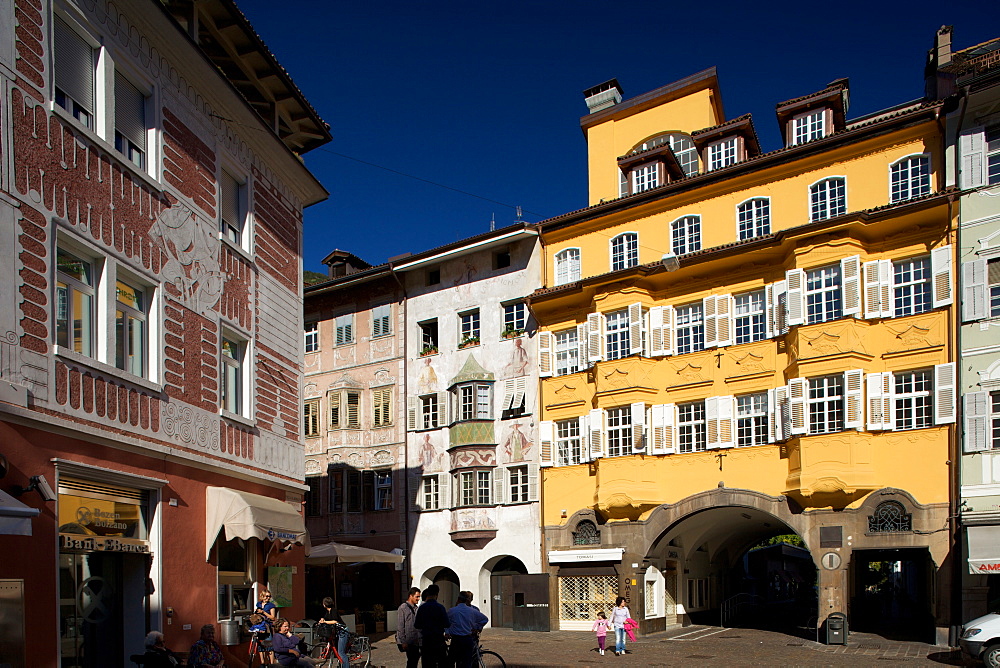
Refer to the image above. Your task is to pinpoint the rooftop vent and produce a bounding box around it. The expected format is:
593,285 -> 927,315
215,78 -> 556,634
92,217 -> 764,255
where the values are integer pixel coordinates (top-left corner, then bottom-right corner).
583,78 -> 623,113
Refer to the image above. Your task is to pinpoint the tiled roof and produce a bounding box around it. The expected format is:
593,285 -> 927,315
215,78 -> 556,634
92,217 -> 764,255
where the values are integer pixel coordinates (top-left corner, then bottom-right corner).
691,113 -> 754,137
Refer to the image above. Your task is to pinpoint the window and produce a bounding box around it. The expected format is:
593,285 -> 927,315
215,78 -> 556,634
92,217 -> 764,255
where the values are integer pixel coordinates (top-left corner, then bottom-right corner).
373,388 -> 392,428
894,370 -> 932,431
678,401 -> 706,453
890,156 -> 931,202
329,468 -> 343,513
303,399 -> 320,437
734,290 -> 766,345
893,256 -> 931,317
371,304 -> 391,337
736,393 -> 768,447
114,279 -> 146,376
304,321 -> 319,353
494,249 -> 511,269
806,264 -> 842,324
374,470 -> 392,510
509,465 -> 529,503
456,382 -> 492,421
631,163 -> 660,193
808,375 -> 843,435
459,310 -> 480,346
604,310 -> 631,361
556,419 -> 582,466
216,537 -> 257,621
810,178 -> 846,222
555,248 -> 581,285
573,520 -> 600,546
419,320 -> 439,354
737,198 -> 770,240
114,71 -> 146,168
992,392 -> 1000,449
54,16 -> 95,128
459,470 -> 492,506
606,406 -> 632,457
335,314 -> 354,346
427,268 -> 441,286
707,137 -> 738,171
671,216 -> 701,255
220,170 -> 247,246
421,475 -> 440,510
220,336 -> 246,416
420,394 -> 439,429
668,134 -> 699,177
554,329 -> 580,376
868,501 -> 912,533
792,110 -> 825,145
56,248 -> 95,357
675,303 -> 704,355
329,389 -> 361,429
610,233 -> 639,271
503,303 -> 526,336
305,478 -> 321,517
991,259 -> 1000,317
345,469 -> 362,512
987,126 -> 1000,185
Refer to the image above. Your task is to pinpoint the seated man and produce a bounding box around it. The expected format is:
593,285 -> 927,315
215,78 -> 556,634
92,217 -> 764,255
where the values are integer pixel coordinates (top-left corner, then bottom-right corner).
446,592 -> 488,668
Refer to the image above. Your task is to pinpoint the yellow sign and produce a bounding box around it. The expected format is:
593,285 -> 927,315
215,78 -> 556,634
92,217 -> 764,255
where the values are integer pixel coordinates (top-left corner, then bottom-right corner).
60,533 -> 150,553
58,493 -> 143,538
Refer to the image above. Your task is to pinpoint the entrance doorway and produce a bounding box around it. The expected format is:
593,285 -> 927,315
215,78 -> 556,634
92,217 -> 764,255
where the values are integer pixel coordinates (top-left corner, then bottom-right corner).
429,567 -> 460,610
849,548 -> 933,642
487,556 -> 527,629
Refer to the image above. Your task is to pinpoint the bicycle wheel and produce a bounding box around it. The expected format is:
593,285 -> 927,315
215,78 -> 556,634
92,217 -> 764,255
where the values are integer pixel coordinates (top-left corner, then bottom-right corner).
310,642 -> 332,668
478,649 -> 506,668
347,635 -> 370,667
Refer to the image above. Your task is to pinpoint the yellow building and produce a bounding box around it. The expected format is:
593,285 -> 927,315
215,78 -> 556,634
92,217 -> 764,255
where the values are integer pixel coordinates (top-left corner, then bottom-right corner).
531,69 -> 957,643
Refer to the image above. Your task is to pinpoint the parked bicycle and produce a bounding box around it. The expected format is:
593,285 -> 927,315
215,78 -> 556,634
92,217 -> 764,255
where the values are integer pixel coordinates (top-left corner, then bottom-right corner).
443,634 -> 505,668
246,624 -> 273,668
309,624 -> 370,668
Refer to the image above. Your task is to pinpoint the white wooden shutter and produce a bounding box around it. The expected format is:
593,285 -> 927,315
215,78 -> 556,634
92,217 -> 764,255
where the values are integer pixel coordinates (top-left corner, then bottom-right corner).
538,331 -> 554,377
407,396 -> 418,431
788,378 -> 808,435
931,245 -> 953,308
960,127 -> 986,189
706,396 -> 721,449
963,259 -> 988,322
766,281 -> 787,337
631,402 -> 646,453
866,372 -> 892,431
527,463 -> 540,501
841,255 -> 861,316
707,396 -> 734,448
576,324 -> 589,370
771,386 -> 789,442
786,269 -> 806,326
539,420 -> 555,467
587,313 -> 604,363
934,362 -> 956,424
716,294 -> 734,347
703,296 -> 719,348
778,385 -> 792,440
863,260 -> 883,319
589,408 -> 605,459
629,303 -> 644,356
578,414 -> 591,463
502,379 -> 516,413
767,388 -> 778,443
439,472 -> 452,510
650,404 -> 668,454
844,369 -> 864,430
964,392 -> 991,453
648,306 -> 668,357
514,377 -> 526,415
493,468 -> 505,506
662,306 -> 675,356
437,391 -> 450,426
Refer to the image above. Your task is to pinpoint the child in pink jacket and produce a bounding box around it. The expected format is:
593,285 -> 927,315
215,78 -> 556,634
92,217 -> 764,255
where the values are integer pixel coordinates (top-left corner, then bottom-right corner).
592,612 -> 610,655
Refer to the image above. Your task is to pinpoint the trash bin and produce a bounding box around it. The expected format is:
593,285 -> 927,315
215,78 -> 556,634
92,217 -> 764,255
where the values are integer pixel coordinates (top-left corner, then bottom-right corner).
296,619 -> 315,646
826,612 -> 848,645
220,619 -> 241,646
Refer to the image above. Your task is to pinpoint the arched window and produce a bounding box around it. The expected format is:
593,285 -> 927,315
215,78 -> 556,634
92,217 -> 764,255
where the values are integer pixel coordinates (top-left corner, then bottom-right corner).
890,155 -> 931,203
573,520 -> 600,546
555,248 -> 581,285
737,198 -> 770,240
868,500 -> 912,533
671,216 -> 701,256
810,177 -> 847,222
610,233 -> 639,271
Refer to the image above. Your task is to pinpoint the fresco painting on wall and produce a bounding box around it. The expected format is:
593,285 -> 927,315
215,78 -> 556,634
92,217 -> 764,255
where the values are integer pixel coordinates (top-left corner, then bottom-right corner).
502,422 -> 532,463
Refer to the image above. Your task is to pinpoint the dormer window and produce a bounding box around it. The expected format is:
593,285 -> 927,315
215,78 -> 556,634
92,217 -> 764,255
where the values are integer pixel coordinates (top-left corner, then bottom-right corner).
631,163 -> 661,193
791,109 -> 827,145
707,137 -> 738,171
691,115 -> 760,173
617,133 -> 697,197
777,80 -> 849,148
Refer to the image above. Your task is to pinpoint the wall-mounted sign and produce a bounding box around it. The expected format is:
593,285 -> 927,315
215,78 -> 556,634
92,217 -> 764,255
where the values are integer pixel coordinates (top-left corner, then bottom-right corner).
60,533 -> 150,554
821,552 -> 842,570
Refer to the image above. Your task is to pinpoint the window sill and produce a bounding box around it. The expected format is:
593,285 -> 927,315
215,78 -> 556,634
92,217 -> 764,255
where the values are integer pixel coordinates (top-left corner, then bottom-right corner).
500,332 -> 525,341
419,351 -> 440,358
458,342 -> 481,350
371,333 -> 393,340
220,234 -> 254,262
334,342 -> 356,348
221,409 -> 255,428
54,346 -> 164,394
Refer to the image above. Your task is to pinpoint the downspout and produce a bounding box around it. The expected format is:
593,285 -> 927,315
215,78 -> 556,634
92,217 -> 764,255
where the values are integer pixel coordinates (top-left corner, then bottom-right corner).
388,262 -> 411,586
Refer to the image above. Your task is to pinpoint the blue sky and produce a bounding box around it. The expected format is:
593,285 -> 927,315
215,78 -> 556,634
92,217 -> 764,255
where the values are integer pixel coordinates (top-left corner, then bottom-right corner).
235,0 -> 994,273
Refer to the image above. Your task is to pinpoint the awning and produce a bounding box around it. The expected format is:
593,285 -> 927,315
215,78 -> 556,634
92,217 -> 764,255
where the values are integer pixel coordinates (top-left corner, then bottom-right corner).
0,489 -> 39,536
205,487 -> 306,561
305,541 -> 405,565
968,525 -> 1000,574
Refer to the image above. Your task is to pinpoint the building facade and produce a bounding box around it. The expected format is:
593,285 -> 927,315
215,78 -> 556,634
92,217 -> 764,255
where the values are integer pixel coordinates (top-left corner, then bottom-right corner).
301,251 -> 408,619
398,224 -> 545,626
533,68 -> 957,643
0,0 -> 329,665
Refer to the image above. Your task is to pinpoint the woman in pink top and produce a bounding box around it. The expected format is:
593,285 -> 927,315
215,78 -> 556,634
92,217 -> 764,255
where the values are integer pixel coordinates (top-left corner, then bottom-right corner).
591,612 -> 610,655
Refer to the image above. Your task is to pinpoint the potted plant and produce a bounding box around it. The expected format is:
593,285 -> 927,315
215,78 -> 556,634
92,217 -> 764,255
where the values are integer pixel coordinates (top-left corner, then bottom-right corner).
420,344 -> 438,357
373,603 -> 385,633
458,334 -> 480,349
501,325 -> 524,339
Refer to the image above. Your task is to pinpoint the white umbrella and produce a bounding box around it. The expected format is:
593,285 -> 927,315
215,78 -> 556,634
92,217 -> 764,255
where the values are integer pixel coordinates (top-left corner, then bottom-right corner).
306,541 -> 405,565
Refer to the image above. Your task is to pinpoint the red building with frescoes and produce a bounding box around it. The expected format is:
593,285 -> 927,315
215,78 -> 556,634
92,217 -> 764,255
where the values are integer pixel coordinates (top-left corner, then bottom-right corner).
0,0 -> 329,665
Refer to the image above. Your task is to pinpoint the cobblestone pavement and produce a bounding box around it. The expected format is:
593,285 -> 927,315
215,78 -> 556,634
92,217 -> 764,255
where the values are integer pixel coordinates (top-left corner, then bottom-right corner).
363,625 -> 970,667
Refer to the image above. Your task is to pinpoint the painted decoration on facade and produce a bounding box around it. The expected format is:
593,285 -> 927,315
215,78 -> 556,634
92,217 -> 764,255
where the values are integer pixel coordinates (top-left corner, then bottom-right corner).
451,446 -> 496,469
150,202 -> 225,317
504,337 -> 531,376
372,450 -> 394,467
417,357 -> 439,394
419,433 -> 442,471
501,422 -> 533,463
451,508 -> 496,532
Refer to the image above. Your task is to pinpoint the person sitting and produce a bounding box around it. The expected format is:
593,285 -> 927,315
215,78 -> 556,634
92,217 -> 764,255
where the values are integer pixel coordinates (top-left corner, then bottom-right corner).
271,618 -> 317,667
143,631 -> 179,668
188,624 -> 226,668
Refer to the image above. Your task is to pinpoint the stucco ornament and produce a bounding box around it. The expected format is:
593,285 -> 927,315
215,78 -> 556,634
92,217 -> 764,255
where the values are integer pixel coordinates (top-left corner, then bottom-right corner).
150,201 -> 225,316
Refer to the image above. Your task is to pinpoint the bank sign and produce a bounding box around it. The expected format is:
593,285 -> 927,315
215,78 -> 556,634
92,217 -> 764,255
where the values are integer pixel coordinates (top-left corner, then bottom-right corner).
60,533 -> 150,554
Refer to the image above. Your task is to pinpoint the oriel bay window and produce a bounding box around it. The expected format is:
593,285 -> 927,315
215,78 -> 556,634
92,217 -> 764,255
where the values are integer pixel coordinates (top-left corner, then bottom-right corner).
372,388 -> 392,428
454,382 -> 492,422
458,470 -> 493,506
329,389 -> 361,429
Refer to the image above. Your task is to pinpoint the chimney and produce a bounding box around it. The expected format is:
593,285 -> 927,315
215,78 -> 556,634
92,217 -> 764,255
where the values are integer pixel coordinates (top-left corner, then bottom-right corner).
827,77 -> 850,114
583,79 -> 623,113
925,26 -> 955,100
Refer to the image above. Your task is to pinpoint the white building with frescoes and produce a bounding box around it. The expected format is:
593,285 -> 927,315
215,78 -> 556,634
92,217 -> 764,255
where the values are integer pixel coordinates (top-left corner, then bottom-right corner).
395,222 -> 546,628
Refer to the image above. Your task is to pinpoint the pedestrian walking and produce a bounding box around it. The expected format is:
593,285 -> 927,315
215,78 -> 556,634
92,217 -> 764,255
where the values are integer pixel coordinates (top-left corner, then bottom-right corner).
396,587 -> 421,668
413,584 -> 448,668
446,592 -> 488,668
591,612 -> 610,655
610,597 -> 631,656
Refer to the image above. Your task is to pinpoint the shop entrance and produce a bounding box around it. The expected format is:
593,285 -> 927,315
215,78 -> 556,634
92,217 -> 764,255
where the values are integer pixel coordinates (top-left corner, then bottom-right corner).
487,555 -> 528,628
849,548 -> 934,642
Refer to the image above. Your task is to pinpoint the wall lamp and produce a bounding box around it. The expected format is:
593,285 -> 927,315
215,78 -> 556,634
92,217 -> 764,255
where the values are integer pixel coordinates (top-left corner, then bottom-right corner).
12,475 -> 57,502
661,253 -> 680,272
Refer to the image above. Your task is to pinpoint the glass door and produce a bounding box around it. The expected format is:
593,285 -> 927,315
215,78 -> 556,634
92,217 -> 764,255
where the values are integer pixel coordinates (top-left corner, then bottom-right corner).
59,552 -> 124,668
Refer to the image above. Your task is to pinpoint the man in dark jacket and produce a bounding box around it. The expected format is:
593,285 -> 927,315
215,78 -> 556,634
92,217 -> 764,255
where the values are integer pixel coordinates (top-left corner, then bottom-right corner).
413,584 -> 448,668
396,587 -> 421,668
